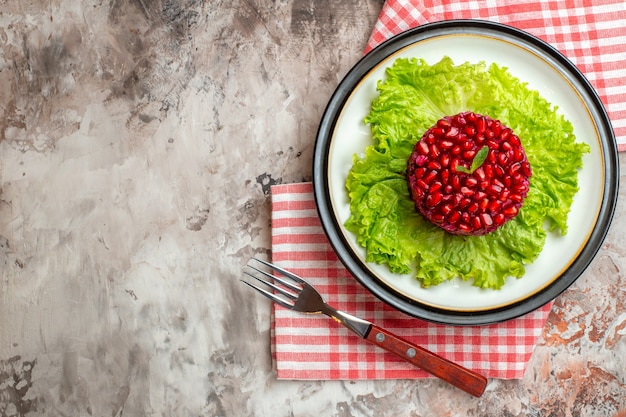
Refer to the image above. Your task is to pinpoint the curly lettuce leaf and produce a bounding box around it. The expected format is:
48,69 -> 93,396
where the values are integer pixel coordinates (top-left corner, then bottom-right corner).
345,57 -> 589,289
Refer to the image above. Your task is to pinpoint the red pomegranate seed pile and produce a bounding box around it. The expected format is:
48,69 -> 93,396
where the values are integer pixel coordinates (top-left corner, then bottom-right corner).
407,112 -> 532,236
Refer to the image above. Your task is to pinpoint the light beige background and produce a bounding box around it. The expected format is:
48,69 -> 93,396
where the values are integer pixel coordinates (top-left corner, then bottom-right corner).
1,1 -> 625,415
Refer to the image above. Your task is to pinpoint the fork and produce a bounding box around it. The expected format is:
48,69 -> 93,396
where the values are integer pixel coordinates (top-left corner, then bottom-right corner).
241,258 -> 488,397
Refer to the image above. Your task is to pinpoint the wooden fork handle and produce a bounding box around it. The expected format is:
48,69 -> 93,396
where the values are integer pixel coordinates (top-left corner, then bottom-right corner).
365,325 -> 488,397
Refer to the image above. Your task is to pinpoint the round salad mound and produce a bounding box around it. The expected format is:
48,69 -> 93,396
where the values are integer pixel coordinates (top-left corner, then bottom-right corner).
407,112 -> 532,236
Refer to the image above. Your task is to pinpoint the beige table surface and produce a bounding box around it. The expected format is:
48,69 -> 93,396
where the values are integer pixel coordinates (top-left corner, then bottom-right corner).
1,1 -> 625,416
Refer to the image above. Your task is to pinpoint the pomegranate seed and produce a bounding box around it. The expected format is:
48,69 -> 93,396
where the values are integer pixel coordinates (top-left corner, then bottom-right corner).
414,155 -> 427,166
440,140 -> 454,149
416,179 -> 429,190
509,162 -> 521,175
431,127 -> 444,136
474,167 -> 486,181
488,200 -> 502,212
428,161 -> 442,170
480,213 -> 493,227
417,140 -> 429,154
487,184 -> 502,195
484,164 -> 494,178
441,204 -> 453,215
426,192 -> 443,207
465,177 -> 478,187
502,205 -> 519,216
464,126 -> 476,136
451,175 -> 461,190
493,213 -> 506,225
440,154 -> 451,168
475,117 -> 486,133
474,191 -> 487,200
454,114 -> 467,126
461,186 -> 474,196
513,183 -> 529,194
463,150 -> 476,160
441,170 -> 450,184
445,126 -> 459,138
459,197 -> 471,209
423,170 -> 437,184
448,211 -> 461,224
431,213 -> 445,223
492,120 -> 502,136
451,145 -> 462,155
514,173 -> 526,185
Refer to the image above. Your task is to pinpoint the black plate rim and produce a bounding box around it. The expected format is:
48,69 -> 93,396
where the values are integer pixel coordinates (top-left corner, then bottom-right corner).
312,19 -> 619,325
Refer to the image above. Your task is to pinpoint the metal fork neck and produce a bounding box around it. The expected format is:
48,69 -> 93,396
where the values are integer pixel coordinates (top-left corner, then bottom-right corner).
321,305 -> 371,338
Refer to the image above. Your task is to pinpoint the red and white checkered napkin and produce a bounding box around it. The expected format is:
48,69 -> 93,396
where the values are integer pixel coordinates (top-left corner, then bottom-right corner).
270,183 -> 552,380
366,0 -> 626,151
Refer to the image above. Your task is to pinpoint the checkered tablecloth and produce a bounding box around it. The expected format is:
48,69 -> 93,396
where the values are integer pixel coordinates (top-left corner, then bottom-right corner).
271,183 -> 552,380
270,0 -> 625,380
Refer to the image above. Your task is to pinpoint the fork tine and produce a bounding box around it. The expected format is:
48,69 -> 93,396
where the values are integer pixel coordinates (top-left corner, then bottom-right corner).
246,264 -> 301,292
243,271 -> 298,301
240,280 -> 294,310
251,258 -> 306,285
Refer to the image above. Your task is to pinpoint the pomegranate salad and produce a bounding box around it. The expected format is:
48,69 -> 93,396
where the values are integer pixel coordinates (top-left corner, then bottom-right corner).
345,57 -> 589,289
407,112 -> 532,236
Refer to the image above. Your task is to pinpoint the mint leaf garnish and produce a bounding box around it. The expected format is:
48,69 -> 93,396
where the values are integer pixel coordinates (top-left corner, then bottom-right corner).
455,146 -> 489,174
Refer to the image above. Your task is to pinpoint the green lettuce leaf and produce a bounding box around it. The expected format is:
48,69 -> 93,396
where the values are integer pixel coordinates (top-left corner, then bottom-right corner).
345,57 -> 589,289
